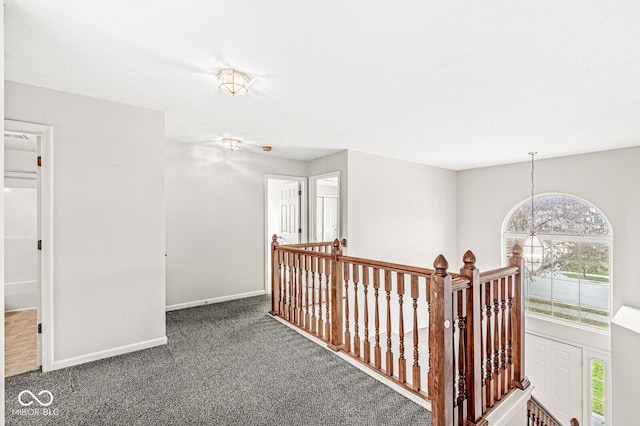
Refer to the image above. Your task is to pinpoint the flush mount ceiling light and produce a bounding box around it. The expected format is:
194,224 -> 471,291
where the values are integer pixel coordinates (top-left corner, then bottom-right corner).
223,138 -> 241,151
523,151 -> 544,272
217,69 -> 250,96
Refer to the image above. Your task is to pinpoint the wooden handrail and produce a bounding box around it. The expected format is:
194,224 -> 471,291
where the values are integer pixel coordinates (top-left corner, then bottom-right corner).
479,265 -> 519,283
275,245 -> 332,258
269,236 -> 529,426
338,254 -> 435,277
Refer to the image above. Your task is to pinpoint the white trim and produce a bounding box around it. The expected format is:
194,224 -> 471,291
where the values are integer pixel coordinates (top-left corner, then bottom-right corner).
270,315 -> 431,412
165,290 -> 266,312
4,280 -> 37,286
52,336 -> 167,371
5,307 -> 37,313
484,385 -> 534,425
4,119 -> 54,372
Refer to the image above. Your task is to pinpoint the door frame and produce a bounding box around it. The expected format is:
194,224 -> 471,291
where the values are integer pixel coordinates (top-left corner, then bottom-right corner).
263,174 -> 308,293
308,171 -> 340,243
4,119 -> 54,372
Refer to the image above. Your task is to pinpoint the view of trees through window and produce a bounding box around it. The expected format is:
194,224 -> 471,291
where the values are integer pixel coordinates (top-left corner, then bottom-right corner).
504,194 -> 611,328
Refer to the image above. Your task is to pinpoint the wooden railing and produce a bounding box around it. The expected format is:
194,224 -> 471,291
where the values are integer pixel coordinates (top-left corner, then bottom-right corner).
269,236 -> 530,426
527,396 -> 579,426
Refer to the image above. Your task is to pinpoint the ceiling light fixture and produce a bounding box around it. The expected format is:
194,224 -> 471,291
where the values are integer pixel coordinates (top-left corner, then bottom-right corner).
523,152 -> 544,272
217,69 -> 250,96
223,138 -> 241,151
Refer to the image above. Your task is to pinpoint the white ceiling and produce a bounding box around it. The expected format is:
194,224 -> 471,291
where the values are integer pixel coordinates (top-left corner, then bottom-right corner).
5,1 -> 640,170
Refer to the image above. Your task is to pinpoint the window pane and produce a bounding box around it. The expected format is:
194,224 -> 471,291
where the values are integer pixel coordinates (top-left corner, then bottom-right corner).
504,236 -> 524,263
526,274 -> 552,316
506,194 -> 609,236
505,195 -> 611,329
591,360 -> 606,426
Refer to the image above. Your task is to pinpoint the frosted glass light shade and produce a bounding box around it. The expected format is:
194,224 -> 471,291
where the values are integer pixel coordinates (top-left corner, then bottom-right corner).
523,233 -> 544,272
223,138 -> 241,151
217,69 -> 250,95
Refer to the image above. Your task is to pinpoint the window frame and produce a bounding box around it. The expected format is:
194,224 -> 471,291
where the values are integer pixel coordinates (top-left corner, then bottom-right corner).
502,193 -> 613,331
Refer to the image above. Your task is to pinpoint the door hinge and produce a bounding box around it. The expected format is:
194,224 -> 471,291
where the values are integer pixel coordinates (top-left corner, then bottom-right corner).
38,323 -> 42,334
37,156 -> 42,167
298,190 -> 302,196
37,240 -> 42,250
298,228 -> 302,233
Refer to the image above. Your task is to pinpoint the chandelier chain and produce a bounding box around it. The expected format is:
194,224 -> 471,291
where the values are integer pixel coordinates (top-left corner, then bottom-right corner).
529,152 -> 536,235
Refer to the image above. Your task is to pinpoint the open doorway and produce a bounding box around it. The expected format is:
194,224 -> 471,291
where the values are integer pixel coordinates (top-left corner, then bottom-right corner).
4,119 -> 53,374
264,175 -> 307,292
309,172 -> 340,242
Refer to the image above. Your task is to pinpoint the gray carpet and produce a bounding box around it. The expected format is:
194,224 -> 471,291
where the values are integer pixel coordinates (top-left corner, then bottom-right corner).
5,295 -> 431,425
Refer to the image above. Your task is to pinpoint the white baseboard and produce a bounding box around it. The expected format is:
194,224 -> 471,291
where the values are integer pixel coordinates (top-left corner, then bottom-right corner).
270,315 -> 431,412
165,290 -> 267,312
5,306 -> 37,313
52,336 -> 168,371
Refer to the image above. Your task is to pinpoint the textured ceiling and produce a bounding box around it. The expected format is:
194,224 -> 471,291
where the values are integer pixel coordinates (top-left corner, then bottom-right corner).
5,1 -> 640,169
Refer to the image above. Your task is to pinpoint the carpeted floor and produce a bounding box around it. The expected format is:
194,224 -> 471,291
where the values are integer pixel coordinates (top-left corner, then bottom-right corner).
5,295 -> 431,425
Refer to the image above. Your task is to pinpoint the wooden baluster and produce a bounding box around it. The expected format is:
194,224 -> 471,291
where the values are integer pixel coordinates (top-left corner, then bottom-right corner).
329,239 -> 343,351
506,274 -> 514,388
385,270 -> 394,377
509,244 -> 530,390
398,273 -> 406,384
318,255 -> 325,338
374,268 -> 382,369
353,264 -> 361,358
292,253 -> 297,323
429,255 -> 453,426
344,263 -> 351,353
411,275 -> 420,392
459,251 -> 485,424
363,266 -> 371,364
297,254 -> 306,329
303,255 -> 311,331
493,278 -> 501,400
270,235 -> 280,316
297,253 -> 303,327
285,252 -> 291,321
500,276 -> 508,393
485,278 -> 494,408
291,253 -> 298,324
457,289 -> 466,425
310,256 -> 317,334
427,275 -> 432,397
325,257 -> 331,341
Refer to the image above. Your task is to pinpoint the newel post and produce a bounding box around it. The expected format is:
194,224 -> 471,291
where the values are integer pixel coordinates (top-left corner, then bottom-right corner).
459,251 -> 485,425
269,235 -> 280,316
328,239 -> 343,351
509,244 -> 530,390
429,255 -> 453,426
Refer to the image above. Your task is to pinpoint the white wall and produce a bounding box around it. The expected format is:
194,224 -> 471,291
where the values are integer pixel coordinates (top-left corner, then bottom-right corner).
611,306 -> 640,426
165,142 -> 307,307
307,150 -> 348,241
347,150 -> 457,268
457,146 -> 640,316
457,146 -> 640,423
5,81 -> 167,367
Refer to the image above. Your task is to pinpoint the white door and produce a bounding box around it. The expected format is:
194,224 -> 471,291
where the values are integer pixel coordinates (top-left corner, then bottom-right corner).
525,333 -> 583,424
279,181 -> 301,244
322,196 -> 338,241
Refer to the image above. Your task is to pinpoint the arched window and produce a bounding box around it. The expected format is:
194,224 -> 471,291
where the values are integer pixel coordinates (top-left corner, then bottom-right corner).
503,194 -> 612,329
